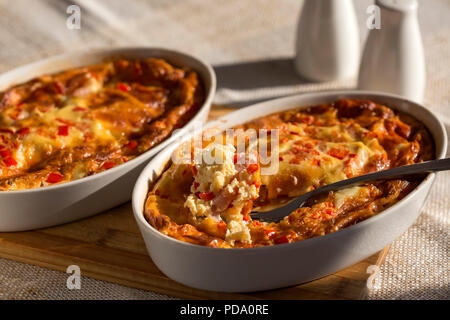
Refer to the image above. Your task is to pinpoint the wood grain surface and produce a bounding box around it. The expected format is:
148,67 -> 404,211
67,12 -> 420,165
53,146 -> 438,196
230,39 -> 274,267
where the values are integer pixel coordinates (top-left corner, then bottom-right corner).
0,106 -> 390,300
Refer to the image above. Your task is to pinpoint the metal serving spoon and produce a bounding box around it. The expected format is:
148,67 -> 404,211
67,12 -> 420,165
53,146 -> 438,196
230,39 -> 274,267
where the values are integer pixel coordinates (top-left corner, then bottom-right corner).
251,158 -> 450,223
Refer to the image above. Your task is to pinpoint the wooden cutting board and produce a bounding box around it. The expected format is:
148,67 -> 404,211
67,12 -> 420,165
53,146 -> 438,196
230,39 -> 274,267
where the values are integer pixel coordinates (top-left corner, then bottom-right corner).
0,106 -> 390,300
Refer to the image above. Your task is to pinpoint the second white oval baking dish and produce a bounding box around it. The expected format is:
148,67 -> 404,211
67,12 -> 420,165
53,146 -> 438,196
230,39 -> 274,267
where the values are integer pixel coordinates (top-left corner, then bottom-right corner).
0,47 -> 216,231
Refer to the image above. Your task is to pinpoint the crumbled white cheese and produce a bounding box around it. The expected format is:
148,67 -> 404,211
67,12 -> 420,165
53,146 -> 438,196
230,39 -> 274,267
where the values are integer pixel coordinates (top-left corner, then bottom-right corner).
231,178 -> 258,208
226,220 -> 251,245
191,143 -> 237,193
185,194 -> 212,217
183,142 -> 260,245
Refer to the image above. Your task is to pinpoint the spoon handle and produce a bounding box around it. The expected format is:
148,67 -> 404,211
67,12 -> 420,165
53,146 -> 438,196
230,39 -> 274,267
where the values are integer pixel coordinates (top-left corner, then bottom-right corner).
253,158 -> 450,222
311,158 -> 450,195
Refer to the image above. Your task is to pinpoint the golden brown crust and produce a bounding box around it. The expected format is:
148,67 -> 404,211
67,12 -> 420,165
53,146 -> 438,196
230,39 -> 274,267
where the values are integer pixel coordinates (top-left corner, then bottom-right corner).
0,58 -> 204,190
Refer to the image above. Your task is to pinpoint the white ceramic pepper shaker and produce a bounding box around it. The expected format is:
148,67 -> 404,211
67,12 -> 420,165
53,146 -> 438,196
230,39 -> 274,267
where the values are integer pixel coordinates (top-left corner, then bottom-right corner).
294,0 -> 360,82
358,0 -> 425,103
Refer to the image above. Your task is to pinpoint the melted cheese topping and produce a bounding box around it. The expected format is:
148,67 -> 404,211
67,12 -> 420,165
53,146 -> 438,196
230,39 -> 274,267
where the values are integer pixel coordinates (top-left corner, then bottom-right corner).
333,186 -> 364,208
261,121 -> 387,199
0,58 -> 204,190
16,96 -> 117,171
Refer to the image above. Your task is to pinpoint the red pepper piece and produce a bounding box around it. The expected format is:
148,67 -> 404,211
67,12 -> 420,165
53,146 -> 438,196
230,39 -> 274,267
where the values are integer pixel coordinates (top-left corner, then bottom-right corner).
125,140 -> 138,150
325,208 -> 336,217
117,82 -> 131,92
57,125 -> 70,136
311,158 -> 321,166
217,221 -> 227,231
3,157 -> 17,167
0,128 -> 14,135
53,81 -> 65,94
102,161 -> 116,170
46,172 -> 63,183
247,163 -> 259,174
56,118 -> 74,125
274,235 -> 289,244
197,192 -> 215,201
16,127 -> 30,138
327,147 -> 349,160
73,106 -> 87,112
265,229 -> 277,239
0,149 -> 11,158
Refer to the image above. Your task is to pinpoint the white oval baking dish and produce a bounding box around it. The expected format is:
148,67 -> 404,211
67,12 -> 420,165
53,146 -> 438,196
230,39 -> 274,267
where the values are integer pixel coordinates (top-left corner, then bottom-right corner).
132,91 -> 447,293
0,47 -> 216,231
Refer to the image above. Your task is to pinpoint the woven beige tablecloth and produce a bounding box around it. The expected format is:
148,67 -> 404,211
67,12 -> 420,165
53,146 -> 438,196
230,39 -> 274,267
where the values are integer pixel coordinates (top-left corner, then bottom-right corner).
0,0 -> 448,300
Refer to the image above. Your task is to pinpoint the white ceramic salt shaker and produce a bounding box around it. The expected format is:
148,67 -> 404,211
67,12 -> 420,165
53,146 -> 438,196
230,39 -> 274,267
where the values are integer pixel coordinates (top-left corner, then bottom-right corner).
358,0 -> 425,103
294,0 -> 360,82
